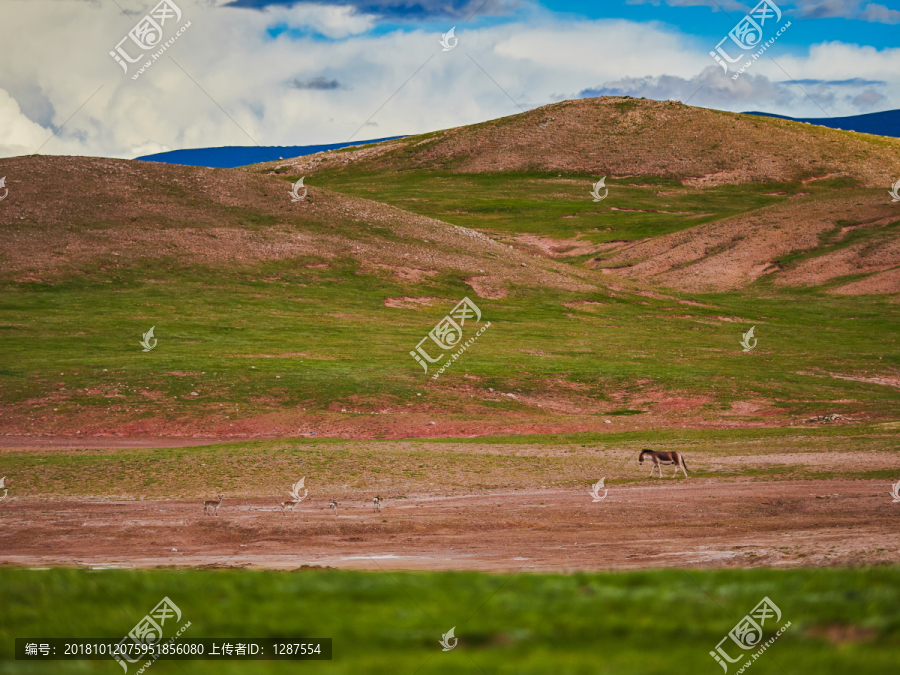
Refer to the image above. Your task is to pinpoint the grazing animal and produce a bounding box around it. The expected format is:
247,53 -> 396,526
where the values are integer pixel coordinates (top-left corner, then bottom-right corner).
589,478 -> 608,502
280,477 -> 308,515
638,449 -> 689,479
203,494 -> 223,516
373,496 -> 382,512
890,480 -> 900,503
329,498 -> 339,515
0,476 -> 6,502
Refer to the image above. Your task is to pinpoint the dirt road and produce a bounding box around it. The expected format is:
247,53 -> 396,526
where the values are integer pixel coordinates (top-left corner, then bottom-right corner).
2,478 -> 897,572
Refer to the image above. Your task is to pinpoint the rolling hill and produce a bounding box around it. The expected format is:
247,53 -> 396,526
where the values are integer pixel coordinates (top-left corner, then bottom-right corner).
260,97 -> 900,294
1,97 -> 899,441
261,97 -> 900,186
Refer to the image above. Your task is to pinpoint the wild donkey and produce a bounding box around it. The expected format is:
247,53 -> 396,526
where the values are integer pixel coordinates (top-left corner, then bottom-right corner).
203,494 -> 224,516
638,450 -> 689,479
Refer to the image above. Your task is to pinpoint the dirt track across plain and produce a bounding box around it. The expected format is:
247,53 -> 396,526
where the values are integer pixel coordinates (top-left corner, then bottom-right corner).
2,478 -> 897,573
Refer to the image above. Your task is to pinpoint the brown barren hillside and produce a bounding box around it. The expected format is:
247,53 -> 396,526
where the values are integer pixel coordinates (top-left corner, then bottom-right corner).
0,155 -> 592,296
598,190 -> 900,293
258,97 -> 900,186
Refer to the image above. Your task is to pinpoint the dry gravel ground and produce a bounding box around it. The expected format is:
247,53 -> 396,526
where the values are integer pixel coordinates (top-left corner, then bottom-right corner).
2,449 -> 898,573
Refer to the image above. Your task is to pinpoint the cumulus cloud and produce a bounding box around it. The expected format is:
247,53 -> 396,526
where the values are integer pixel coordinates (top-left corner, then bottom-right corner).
226,0 -> 521,20
852,88 -> 887,108
794,0 -> 863,19
578,62 -> 893,114
794,0 -> 900,23
859,2 -> 900,23
578,66 -> 797,110
0,88 -> 55,158
262,2 -> 379,37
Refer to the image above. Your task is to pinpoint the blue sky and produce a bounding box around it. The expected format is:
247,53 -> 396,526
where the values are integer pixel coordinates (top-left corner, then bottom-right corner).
0,0 -> 897,157
245,0 -> 900,39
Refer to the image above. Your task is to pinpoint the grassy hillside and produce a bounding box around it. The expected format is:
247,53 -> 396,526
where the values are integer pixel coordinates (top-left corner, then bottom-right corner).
0,243 -> 899,437
259,98 -> 900,294
259,97 -> 900,186
296,168 -> 900,293
1,100 -> 899,439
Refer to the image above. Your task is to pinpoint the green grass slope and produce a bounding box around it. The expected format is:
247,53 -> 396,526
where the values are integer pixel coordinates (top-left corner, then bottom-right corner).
1,110 -> 899,438
1,566 -> 897,674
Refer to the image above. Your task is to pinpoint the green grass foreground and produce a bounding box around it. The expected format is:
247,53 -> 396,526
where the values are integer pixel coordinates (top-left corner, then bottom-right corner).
1,567 -> 898,674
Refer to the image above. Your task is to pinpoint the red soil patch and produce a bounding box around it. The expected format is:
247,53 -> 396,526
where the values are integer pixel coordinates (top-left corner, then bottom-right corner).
465,276 -> 507,299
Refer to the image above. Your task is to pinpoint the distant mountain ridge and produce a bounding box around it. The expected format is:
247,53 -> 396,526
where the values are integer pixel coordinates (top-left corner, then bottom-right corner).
136,108 -> 900,170
744,109 -> 900,138
136,137 -> 405,169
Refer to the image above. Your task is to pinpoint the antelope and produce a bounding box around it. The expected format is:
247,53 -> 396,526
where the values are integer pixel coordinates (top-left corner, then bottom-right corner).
329,498 -> 339,515
203,494 -> 223,516
280,477 -> 308,515
373,496 -> 382,512
638,449 -> 689,479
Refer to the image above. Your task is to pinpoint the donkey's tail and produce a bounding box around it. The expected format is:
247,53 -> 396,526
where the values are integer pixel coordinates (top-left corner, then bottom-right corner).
682,458 -> 689,472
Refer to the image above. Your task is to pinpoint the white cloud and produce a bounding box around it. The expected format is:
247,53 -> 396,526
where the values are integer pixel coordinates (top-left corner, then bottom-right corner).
859,2 -> 900,24
260,3 -> 377,38
852,88 -> 887,108
0,0 -> 897,160
795,0 -> 900,23
0,88 -> 53,157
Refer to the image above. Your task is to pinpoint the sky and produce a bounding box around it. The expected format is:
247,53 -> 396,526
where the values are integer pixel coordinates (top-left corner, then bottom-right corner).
0,0 -> 897,159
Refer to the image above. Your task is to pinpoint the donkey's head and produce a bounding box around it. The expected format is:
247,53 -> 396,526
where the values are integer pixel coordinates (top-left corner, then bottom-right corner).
638,449 -> 652,465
